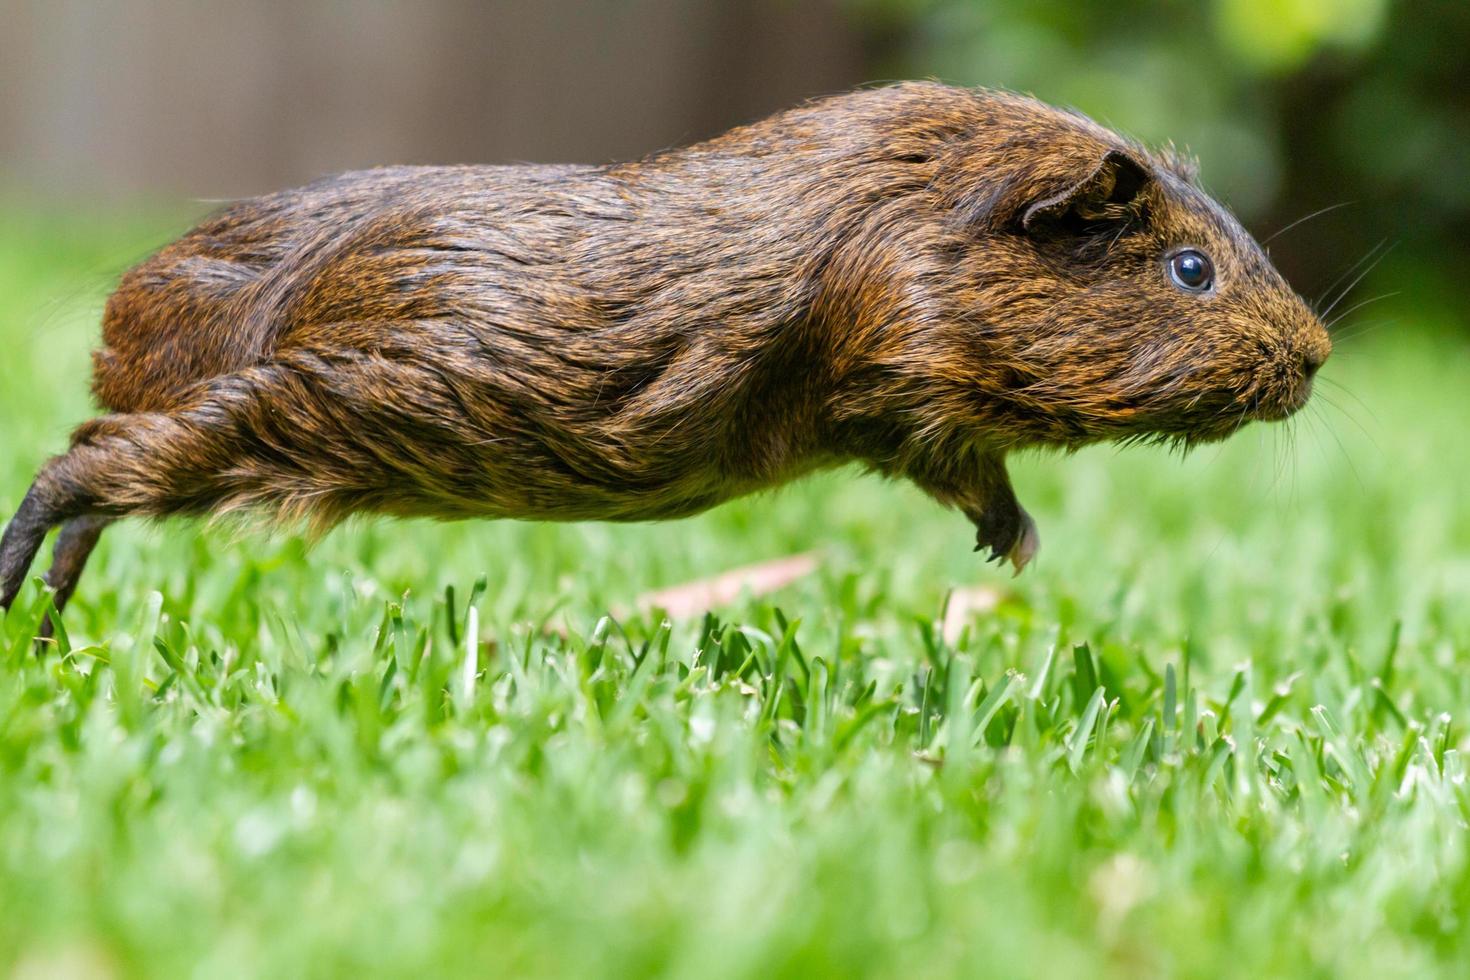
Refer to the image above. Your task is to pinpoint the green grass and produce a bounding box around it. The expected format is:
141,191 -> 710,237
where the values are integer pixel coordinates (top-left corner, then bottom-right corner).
1,210 -> 1467,979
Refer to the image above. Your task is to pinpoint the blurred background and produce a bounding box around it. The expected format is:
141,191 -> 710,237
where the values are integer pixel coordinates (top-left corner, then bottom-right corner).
1,0 -> 1466,331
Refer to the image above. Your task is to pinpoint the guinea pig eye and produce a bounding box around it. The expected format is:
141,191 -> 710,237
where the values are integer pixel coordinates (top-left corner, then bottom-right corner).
1167,249 -> 1214,293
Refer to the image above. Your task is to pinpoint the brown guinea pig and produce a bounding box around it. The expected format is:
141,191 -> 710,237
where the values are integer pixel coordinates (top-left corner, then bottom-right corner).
0,82 -> 1329,623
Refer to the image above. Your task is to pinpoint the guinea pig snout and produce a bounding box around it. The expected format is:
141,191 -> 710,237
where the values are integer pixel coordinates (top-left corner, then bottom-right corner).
1276,324 -> 1331,414
1299,323 -> 1332,380
1250,322 -> 1330,421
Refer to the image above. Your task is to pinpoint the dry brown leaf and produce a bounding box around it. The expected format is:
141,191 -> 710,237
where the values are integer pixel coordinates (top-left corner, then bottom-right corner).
941,585 -> 1004,645
633,552 -> 820,619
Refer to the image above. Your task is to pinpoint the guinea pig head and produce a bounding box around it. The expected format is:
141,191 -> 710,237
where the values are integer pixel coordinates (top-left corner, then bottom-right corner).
936,129 -> 1331,450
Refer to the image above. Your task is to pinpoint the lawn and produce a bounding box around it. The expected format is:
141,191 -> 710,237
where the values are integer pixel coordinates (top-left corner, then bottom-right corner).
1,209 -> 1467,979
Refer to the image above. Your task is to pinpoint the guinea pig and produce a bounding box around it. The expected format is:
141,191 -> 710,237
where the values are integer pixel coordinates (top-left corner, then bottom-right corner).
0,82 -> 1330,626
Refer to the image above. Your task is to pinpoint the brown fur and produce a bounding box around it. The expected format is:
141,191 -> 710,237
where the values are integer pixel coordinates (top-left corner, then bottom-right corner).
1,82 -> 1330,618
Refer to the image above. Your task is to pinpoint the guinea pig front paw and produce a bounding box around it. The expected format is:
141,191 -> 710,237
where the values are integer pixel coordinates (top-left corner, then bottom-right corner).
972,504 -> 1040,576
1007,508 -> 1040,576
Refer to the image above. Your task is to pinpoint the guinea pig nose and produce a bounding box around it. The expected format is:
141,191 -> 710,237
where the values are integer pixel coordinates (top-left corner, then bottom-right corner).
1300,332 -> 1330,379
1302,349 -> 1324,380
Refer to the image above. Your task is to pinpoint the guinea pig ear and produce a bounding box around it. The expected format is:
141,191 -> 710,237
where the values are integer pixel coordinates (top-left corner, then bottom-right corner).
1020,149 -> 1152,234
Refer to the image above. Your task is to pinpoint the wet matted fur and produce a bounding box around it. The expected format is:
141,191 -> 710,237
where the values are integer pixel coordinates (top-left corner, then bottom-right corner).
1,82 -> 1330,622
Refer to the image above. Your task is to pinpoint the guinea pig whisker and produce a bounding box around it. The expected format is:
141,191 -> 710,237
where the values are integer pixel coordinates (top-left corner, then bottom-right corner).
1281,417 -> 1293,505
1319,240 -> 1397,321
1328,316 -> 1400,347
1326,293 -> 1400,332
1286,419 -> 1301,507
1300,406 -> 1328,474
1312,387 -> 1381,454
1263,421 -> 1282,500
1261,201 -> 1355,246
1315,376 -> 1380,429
1308,401 -> 1366,490
1293,413 -> 1306,493
1312,239 -> 1388,314
1272,414 -> 1291,496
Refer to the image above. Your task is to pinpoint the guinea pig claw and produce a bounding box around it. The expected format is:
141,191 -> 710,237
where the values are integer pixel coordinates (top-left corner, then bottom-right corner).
969,500 -> 1038,573
973,537 -> 1004,563
1006,510 -> 1040,576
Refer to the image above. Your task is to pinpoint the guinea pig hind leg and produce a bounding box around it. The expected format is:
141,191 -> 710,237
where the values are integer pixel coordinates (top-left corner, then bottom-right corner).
25,355 -> 448,542
0,482 -> 66,612
34,516 -> 112,638
3,455 -> 123,614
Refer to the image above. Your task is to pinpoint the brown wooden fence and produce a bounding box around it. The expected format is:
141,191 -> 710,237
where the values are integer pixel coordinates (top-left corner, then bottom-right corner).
0,0 -> 870,200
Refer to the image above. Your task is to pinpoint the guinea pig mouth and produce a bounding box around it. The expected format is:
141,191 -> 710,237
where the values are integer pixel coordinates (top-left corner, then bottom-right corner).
1249,338 -> 1326,423
1251,373 -> 1315,422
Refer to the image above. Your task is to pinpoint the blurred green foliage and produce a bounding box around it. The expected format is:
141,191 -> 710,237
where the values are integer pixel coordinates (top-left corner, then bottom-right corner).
849,0 -> 1470,330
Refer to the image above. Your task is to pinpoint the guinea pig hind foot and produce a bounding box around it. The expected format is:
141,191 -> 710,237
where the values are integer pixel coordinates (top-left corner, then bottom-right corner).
969,499 -> 1039,575
1,484 -> 62,611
